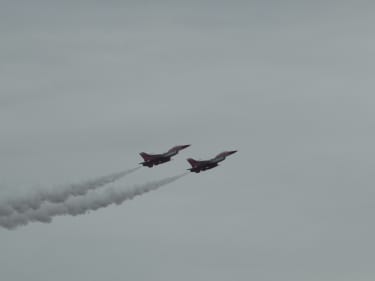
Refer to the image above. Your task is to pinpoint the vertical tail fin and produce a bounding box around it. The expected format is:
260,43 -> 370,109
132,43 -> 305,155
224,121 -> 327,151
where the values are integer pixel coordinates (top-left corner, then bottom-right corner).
140,152 -> 152,161
187,158 -> 199,168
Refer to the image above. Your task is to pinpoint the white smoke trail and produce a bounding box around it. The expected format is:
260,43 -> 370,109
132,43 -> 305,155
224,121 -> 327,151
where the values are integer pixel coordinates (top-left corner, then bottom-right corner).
0,173 -> 188,229
0,167 -> 141,217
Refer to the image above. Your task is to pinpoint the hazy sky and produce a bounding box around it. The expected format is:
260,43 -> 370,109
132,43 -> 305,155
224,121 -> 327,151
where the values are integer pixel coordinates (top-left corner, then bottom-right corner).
1,1 -> 375,280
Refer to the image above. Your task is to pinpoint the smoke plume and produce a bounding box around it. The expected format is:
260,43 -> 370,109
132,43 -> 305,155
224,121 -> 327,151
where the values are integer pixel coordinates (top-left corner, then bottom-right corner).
0,167 -> 140,217
0,173 -> 187,229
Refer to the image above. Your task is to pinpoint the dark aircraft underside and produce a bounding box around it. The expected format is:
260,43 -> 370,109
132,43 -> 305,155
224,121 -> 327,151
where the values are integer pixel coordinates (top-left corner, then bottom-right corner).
142,157 -> 171,167
190,163 -> 218,173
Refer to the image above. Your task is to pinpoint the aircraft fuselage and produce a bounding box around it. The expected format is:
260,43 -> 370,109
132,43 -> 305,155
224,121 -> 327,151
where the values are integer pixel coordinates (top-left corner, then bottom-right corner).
140,145 -> 190,167
187,150 -> 237,173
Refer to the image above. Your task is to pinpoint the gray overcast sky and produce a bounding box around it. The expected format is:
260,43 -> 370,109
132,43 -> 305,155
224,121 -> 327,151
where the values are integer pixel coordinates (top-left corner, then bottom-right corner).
1,1 -> 375,280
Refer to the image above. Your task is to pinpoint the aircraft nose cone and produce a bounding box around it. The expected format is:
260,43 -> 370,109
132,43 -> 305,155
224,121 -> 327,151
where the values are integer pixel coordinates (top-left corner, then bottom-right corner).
181,144 -> 191,149
229,150 -> 237,155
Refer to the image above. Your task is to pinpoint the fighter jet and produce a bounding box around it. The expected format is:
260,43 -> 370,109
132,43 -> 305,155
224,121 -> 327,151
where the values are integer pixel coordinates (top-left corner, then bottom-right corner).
187,150 -> 237,173
139,145 -> 191,167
